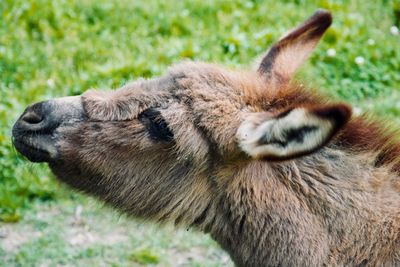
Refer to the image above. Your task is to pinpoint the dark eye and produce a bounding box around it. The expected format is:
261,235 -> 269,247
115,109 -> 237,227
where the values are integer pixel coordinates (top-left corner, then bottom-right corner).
138,108 -> 174,142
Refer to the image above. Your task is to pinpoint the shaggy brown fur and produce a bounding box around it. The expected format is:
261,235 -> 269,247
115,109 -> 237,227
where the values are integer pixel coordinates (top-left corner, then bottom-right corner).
13,10 -> 400,267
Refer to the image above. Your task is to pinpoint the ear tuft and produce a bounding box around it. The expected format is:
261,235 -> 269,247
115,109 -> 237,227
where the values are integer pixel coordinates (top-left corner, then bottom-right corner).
310,104 -> 352,127
237,104 -> 351,160
311,104 -> 352,128
297,9 -> 332,39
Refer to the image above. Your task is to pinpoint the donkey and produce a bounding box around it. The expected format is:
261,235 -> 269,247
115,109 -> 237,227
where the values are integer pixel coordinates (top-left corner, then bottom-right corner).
12,10 -> 400,266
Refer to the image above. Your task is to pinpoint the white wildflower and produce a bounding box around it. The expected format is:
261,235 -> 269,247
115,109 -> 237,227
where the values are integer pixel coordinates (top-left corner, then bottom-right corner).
46,79 -> 55,88
367,38 -> 375,46
327,48 -> 336,57
355,56 -> 365,65
390,26 -> 399,36
181,9 -> 189,17
353,107 -> 363,116
245,1 -> 254,8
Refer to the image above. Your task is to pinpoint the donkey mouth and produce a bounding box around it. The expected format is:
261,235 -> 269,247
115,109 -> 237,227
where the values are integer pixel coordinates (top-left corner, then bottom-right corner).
12,136 -> 56,163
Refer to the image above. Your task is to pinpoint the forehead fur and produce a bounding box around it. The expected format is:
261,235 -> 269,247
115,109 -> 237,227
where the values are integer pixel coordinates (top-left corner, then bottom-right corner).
168,61 -> 278,110
167,61 -> 266,154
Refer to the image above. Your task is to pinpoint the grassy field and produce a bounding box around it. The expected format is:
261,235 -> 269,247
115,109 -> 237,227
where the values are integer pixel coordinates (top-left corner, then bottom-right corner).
1,197 -> 232,266
0,0 -> 399,266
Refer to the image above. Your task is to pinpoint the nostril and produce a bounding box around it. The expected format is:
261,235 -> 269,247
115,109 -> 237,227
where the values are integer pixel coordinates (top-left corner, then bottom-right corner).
20,101 -> 47,125
22,111 -> 43,124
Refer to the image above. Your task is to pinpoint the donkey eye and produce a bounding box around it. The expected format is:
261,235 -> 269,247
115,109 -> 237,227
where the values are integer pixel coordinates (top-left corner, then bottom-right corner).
138,108 -> 174,142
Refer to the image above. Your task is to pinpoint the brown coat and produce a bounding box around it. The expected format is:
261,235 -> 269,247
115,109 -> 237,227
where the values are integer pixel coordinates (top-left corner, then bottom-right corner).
13,10 -> 400,267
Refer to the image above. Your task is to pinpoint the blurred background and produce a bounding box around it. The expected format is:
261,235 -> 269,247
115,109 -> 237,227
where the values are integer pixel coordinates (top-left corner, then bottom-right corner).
0,0 -> 399,266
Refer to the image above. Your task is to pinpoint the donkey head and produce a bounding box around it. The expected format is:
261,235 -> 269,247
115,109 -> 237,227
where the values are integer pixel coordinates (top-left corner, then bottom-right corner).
12,10 -> 351,223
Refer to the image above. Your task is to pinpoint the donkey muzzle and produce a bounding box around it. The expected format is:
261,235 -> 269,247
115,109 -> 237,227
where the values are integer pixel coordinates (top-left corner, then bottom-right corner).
12,96 -> 84,162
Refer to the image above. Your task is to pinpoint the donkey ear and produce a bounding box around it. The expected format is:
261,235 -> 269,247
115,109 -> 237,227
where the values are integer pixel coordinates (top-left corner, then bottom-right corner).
237,104 -> 351,160
258,10 -> 332,84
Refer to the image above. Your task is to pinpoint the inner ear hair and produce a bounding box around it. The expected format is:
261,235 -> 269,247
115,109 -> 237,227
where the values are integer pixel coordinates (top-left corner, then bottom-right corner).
237,104 -> 351,160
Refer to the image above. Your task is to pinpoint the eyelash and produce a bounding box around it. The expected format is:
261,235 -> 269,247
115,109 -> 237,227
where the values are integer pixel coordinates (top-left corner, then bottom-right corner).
138,108 -> 174,142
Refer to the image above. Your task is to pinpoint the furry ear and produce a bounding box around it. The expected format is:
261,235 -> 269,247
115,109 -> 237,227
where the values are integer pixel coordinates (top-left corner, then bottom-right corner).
258,10 -> 332,84
237,104 -> 351,160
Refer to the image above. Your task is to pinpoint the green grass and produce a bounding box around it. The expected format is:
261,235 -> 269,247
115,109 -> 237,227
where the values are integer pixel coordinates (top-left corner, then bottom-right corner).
0,198 -> 232,266
0,0 -> 399,265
